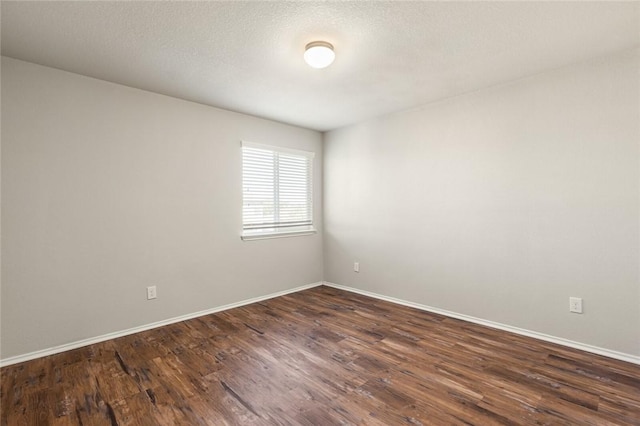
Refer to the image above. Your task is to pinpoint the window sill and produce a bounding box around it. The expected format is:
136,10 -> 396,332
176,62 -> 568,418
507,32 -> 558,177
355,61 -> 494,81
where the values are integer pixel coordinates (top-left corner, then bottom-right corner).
241,228 -> 317,241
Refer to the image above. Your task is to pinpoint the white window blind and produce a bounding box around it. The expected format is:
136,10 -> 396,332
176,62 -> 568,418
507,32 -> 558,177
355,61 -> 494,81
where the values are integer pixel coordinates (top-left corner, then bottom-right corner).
242,142 -> 315,239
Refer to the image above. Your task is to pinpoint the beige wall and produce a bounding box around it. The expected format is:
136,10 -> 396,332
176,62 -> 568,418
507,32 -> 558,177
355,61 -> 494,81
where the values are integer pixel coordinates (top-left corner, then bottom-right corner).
1,57 -> 323,359
324,49 -> 640,356
3,48 -> 639,361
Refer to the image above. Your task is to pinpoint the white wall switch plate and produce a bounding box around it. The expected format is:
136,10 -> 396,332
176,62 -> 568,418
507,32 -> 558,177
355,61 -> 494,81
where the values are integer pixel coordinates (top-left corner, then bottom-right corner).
147,286 -> 157,300
354,262 -> 360,273
569,297 -> 582,313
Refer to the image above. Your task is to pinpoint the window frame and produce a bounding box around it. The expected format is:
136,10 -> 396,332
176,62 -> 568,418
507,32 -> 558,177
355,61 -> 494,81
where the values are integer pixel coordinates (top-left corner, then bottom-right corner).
241,141 -> 316,241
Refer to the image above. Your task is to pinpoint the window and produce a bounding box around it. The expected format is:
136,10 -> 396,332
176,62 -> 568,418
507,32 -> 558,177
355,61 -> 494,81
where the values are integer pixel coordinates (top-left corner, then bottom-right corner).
242,141 -> 315,240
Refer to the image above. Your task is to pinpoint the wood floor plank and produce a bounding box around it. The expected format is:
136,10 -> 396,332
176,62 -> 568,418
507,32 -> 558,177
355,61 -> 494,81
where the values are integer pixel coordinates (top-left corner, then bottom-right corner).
2,286 -> 639,425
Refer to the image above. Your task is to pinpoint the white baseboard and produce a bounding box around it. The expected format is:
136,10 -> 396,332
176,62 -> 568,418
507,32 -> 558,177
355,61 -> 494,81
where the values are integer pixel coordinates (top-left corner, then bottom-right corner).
0,282 -> 323,367
323,281 -> 640,366
4,280 -> 638,367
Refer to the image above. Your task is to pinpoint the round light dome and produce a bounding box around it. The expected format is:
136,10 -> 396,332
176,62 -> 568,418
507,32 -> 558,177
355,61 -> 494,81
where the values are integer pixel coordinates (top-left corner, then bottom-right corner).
304,41 -> 335,69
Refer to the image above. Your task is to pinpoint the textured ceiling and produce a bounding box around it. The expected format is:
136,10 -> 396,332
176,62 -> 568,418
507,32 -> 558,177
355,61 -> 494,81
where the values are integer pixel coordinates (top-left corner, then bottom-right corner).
2,1 -> 639,131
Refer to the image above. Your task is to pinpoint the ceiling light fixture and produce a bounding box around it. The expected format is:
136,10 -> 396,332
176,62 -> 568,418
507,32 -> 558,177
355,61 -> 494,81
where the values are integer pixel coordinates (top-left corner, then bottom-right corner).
304,41 -> 335,69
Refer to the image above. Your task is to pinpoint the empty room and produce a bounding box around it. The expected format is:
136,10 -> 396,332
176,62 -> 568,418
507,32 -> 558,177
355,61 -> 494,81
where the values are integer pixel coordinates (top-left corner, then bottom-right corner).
1,1 -> 639,425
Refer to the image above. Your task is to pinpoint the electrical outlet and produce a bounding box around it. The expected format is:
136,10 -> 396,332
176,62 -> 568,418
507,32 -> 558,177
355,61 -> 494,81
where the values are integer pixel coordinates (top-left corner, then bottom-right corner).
354,262 -> 360,273
569,297 -> 582,313
147,286 -> 157,300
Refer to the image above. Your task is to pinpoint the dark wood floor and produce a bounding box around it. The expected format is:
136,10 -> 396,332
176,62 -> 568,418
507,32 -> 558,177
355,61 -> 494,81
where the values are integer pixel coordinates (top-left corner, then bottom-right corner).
2,286 -> 639,425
